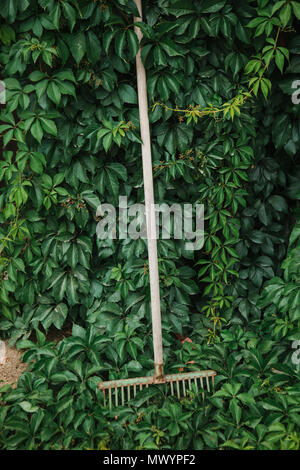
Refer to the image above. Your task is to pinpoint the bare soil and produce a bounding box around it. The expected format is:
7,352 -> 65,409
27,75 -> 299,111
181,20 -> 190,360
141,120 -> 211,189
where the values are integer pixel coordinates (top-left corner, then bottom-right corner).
0,340 -> 28,388
0,324 -> 72,388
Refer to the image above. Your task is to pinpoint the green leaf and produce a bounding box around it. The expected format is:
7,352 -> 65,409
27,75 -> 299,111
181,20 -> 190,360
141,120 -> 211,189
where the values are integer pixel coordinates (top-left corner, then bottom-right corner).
115,30 -> 126,58
66,276 -> 78,305
31,120 -> 43,143
40,118 -> 57,136
160,38 -> 183,57
229,398 -> 242,425
103,29 -> 116,55
103,133 -> 113,152
118,84 -> 138,104
62,2 -> 76,31
268,195 -> 288,213
127,29 -> 139,59
126,360 -> 143,372
86,30 -> 101,64
275,49 -> 285,73
202,0 -> 226,13
68,32 -> 86,64
292,1 -> 300,19
280,3 -> 291,26
106,169 -> 119,199
47,81 -> 61,105
19,401 -> 39,413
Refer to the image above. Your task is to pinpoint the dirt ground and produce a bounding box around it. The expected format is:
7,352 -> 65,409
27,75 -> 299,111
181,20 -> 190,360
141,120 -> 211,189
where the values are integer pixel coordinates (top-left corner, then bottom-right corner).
0,340 -> 28,388
0,325 -> 72,388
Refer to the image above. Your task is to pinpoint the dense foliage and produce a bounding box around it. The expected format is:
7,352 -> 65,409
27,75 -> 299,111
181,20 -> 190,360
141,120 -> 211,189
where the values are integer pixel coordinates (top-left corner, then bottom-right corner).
0,0 -> 299,450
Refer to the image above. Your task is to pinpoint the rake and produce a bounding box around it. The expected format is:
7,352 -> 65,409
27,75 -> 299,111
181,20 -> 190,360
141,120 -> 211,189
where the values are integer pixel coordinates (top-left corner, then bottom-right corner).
97,0 -> 216,409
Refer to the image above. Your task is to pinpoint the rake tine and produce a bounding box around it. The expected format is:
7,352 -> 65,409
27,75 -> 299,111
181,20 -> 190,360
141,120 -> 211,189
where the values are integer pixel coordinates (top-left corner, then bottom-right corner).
200,377 -> 204,400
121,386 -> 125,405
103,390 -> 106,407
182,379 -> 186,397
176,379 -> 180,399
188,378 -> 192,391
128,385 -> 131,401
115,387 -> 118,407
139,384 -> 143,391
134,384 -> 137,397
170,380 -> 174,396
206,375 -> 210,393
109,388 -> 112,410
194,378 -> 198,392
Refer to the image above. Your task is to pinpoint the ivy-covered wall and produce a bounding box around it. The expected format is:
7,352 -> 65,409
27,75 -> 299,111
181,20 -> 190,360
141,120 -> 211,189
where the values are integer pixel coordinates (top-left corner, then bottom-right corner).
0,0 -> 300,451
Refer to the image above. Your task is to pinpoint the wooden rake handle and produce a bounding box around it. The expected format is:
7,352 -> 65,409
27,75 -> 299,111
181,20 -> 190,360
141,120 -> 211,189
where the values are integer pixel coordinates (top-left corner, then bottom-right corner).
134,0 -> 163,378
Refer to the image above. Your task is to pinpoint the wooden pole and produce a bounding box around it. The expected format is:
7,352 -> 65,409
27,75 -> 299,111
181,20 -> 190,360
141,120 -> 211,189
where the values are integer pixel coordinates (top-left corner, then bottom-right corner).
134,0 -> 163,378
0,340 -> 6,364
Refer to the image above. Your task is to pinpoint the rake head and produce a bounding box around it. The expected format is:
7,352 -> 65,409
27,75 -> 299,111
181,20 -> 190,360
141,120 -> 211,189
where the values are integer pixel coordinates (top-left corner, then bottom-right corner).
98,369 -> 216,409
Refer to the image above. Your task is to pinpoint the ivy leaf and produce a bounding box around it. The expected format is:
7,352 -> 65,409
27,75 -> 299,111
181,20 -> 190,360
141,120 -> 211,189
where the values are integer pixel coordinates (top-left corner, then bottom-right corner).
201,0 -> 226,13
118,84 -> 138,104
31,120 -> 43,143
268,195 -> 288,213
19,401 -> 39,413
62,2 -> 76,31
86,30 -> 101,64
280,3 -> 291,27
292,1 -> 300,19
127,29 -> 139,59
47,81 -> 61,105
115,30 -> 126,58
160,39 -> 183,57
68,32 -> 86,64
40,117 -> 57,136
